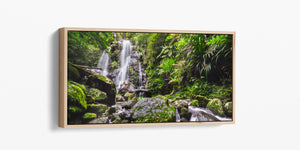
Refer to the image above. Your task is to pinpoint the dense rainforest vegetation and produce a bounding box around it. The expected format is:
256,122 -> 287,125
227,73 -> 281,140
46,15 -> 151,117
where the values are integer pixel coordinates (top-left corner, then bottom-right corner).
67,31 -> 233,124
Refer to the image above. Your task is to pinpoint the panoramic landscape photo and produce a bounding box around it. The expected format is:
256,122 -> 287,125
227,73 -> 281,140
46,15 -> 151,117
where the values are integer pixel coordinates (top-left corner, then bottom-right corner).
67,31 -> 233,124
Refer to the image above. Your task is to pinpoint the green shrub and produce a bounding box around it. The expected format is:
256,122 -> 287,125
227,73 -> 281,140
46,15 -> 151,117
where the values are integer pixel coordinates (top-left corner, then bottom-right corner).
191,100 -> 199,107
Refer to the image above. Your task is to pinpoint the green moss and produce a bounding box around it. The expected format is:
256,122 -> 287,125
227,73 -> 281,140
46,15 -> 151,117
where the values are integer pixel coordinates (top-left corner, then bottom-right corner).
191,100 -> 199,107
104,107 -> 117,115
67,81 -> 87,109
90,74 -> 107,82
180,107 -> 188,115
68,63 -> 80,81
88,88 -> 107,101
111,61 -> 119,68
83,113 -> 97,119
129,66 -> 134,74
87,104 -> 107,114
224,102 -> 233,117
70,81 -> 86,93
68,106 -> 83,113
132,96 -> 137,101
124,92 -> 133,101
112,117 -> 121,124
206,98 -> 225,117
133,99 -> 176,123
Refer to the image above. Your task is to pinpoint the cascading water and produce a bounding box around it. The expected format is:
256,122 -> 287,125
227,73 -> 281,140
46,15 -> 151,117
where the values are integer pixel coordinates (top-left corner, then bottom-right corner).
116,40 -> 132,91
97,47 -> 111,76
138,62 -> 143,88
188,106 -> 232,121
176,108 -> 181,122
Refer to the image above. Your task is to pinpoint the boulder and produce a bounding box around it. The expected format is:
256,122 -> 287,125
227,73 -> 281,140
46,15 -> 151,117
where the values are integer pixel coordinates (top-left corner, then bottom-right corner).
116,94 -> 125,102
87,104 -> 107,115
67,81 -> 87,110
83,113 -> 97,122
206,98 -> 225,117
124,92 -> 133,101
174,100 -> 189,109
131,98 -> 176,123
104,107 -> 117,115
87,88 -> 107,103
179,107 -> 192,120
119,81 -> 135,95
111,117 -> 121,124
224,102 -> 233,117
86,74 -> 116,106
89,116 -> 109,124
68,63 -> 80,82
122,100 -> 137,109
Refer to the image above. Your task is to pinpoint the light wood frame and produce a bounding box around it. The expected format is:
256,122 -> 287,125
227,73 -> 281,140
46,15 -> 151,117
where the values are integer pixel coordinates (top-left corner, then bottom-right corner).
59,27 -> 236,128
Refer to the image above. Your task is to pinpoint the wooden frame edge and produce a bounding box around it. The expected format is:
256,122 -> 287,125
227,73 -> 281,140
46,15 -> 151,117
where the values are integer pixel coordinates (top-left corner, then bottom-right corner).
59,28 -> 68,128
59,27 -> 236,128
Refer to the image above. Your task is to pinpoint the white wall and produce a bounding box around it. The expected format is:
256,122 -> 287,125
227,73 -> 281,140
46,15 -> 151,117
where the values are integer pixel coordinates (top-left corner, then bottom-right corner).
1,0 -> 299,149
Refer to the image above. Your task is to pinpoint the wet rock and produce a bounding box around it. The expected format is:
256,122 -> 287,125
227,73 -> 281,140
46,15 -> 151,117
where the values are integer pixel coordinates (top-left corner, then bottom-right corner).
124,92 -> 133,101
119,81 -> 135,95
116,94 -> 125,102
87,88 -> 107,103
206,98 -> 225,117
122,100 -> 137,109
224,102 -> 233,117
104,107 -> 117,115
111,117 -> 121,124
83,113 -> 97,123
89,116 -> 109,124
121,120 -> 130,123
131,98 -> 176,123
86,74 -> 116,106
179,107 -> 192,120
86,104 -> 107,116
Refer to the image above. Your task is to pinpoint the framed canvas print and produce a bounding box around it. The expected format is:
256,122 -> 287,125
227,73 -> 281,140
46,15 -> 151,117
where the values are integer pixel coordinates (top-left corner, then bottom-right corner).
59,28 -> 235,128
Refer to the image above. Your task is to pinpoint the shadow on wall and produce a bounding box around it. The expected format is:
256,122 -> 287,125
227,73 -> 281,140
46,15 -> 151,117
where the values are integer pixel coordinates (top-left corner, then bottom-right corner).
49,29 -> 59,130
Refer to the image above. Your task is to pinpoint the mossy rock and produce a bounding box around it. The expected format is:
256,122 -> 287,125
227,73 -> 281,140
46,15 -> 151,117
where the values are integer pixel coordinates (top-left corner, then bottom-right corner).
121,100 -> 137,109
68,106 -> 84,114
132,98 -> 176,123
116,94 -> 125,102
112,117 -> 122,124
88,88 -> 107,103
132,96 -> 137,101
224,102 -> 233,117
191,100 -> 199,107
121,120 -> 130,124
83,113 -> 97,122
104,107 -> 117,115
68,63 -> 80,82
87,104 -> 107,115
124,92 -> 133,101
195,95 -> 211,107
67,81 -> 87,109
179,107 -> 191,120
86,74 -> 116,106
206,98 -> 225,117
68,63 -> 92,82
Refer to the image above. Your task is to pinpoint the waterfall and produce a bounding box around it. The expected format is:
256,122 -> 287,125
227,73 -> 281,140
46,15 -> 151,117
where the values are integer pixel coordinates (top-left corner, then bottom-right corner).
176,108 -> 181,122
138,62 -> 143,89
188,106 -> 232,122
97,48 -> 110,76
116,40 -> 132,90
